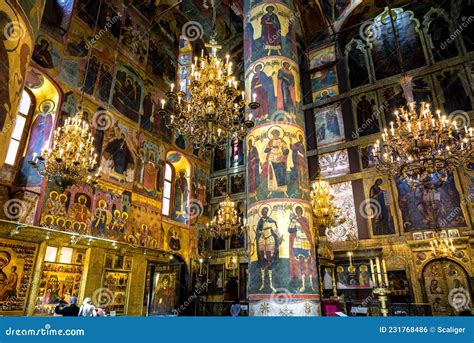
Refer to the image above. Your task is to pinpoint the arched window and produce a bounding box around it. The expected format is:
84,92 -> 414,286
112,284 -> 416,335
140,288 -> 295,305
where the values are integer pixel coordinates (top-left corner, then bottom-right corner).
4,90 -> 34,166
162,162 -> 174,216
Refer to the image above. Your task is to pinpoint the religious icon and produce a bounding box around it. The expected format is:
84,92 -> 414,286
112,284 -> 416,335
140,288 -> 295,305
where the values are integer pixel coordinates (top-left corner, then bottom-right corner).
247,138 -> 260,198
277,62 -> 296,114
323,267 -> 333,290
314,104 -> 344,147
230,174 -> 245,194
369,178 -> 395,236
256,205 -> 282,293
430,279 -> 443,294
356,95 -> 380,136
69,195 -> 91,229
173,170 -> 188,221
251,63 -> 275,121
91,199 -> 111,237
288,205 -> 315,292
289,133 -> 308,191
169,229 -> 181,251
262,126 -> 289,196
261,5 -> 281,56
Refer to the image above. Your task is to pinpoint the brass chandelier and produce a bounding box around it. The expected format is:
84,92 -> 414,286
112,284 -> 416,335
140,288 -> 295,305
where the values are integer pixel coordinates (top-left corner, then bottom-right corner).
159,37 -> 258,150
430,232 -> 457,258
310,178 -> 345,231
374,102 -> 473,189
30,112 -> 100,185
207,195 -> 242,239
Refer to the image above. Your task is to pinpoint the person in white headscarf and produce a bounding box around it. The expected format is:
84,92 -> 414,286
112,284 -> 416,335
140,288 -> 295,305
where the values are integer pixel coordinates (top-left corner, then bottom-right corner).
78,297 -> 97,317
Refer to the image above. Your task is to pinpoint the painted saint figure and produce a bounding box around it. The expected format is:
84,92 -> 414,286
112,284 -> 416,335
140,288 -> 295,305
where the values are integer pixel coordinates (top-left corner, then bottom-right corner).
91,199 -> 110,237
288,206 -> 315,292
256,206 -> 282,292
369,179 -> 395,235
261,6 -> 281,55
69,195 -> 91,226
0,266 -> 18,300
290,134 -> 307,190
251,63 -> 275,120
356,95 -> 379,136
17,105 -> 53,186
174,171 -> 188,219
143,150 -> 158,193
247,139 -> 260,197
277,62 -> 296,114
263,128 -> 289,196
104,132 -> 134,175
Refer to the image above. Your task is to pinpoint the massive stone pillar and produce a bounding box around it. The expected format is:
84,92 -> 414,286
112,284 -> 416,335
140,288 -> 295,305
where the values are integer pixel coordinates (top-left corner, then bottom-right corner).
0,0 -> 45,166
244,1 -> 320,316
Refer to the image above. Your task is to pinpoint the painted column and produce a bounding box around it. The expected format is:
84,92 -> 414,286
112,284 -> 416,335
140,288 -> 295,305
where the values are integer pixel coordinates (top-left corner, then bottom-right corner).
244,1 -> 320,316
0,0 -> 45,166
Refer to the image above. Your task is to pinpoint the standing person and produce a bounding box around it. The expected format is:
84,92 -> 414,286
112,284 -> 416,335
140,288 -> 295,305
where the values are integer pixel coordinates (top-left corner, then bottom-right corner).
78,297 -> 97,317
54,296 -> 80,316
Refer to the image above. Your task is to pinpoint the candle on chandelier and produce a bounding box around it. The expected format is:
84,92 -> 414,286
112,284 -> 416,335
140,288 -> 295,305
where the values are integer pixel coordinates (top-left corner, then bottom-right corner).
375,257 -> 382,286
382,258 -> 389,286
252,92 -> 257,102
369,259 -> 376,286
170,83 -> 175,92
161,99 -> 165,109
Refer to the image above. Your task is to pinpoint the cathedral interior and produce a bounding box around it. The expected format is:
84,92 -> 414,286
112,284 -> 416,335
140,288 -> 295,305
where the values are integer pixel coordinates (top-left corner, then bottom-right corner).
0,0 -> 473,317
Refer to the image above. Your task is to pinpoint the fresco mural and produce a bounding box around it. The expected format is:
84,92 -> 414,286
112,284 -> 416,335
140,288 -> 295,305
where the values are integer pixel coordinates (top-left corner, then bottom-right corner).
309,44 -> 336,70
246,124 -> 309,204
319,150 -> 350,178
245,1 -> 318,315
314,103 -> 345,147
245,57 -> 302,126
32,35 -> 61,71
191,167 -> 210,217
424,9 -> 459,62
355,94 -> 380,137
313,85 -> 339,104
436,69 -> 472,114
325,182 -> 358,243
247,201 -> 317,294
320,0 -> 352,23
345,39 -> 370,89
16,98 -> 55,186
364,177 -> 396,236
0,239 -> 38,315
134,139 -> 163,198
111,64 -> 144,122
311,66 -> 338,95
359,143 -> 376,169
367,8 -> 425,80
396,173 -> 467,231
0,1 -> 34,163
100,121 -> 137,188
244,2 -> 297,63
120,9 -> 149,64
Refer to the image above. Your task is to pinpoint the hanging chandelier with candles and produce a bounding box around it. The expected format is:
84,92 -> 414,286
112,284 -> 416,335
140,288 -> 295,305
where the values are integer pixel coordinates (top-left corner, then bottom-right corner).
159,36 -> 259,151
430,232 -> 457,258
207,195 -> 243,239
373,102 -> 473,190
310,178 -> 346,231
29,111 -> 100,186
